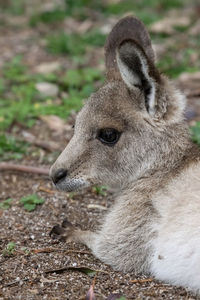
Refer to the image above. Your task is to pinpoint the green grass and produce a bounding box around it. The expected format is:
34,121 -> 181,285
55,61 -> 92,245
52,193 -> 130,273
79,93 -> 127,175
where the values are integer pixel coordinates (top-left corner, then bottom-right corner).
0,79 -> 5,95
20,194 -> 45,211
0,56 -> 103,131
0,0 -> 25,15
104,0 -> 184,15
3,242 -> 16,256
0,83 -> 37,130
157,48 -> 199,78
0,198 -> 14,209
191,122 -> 200,145
30,9 -> 66,26
3,55 -> 27,81
46,30 -> 106,56
0,135 -> 28,161
92,185 -> 108,196
28,0 -> 186,25
62,68 -> 103,87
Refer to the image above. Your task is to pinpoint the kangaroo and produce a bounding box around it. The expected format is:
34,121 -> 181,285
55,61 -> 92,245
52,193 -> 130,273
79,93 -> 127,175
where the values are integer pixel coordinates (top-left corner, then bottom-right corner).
50,16 -> 200,293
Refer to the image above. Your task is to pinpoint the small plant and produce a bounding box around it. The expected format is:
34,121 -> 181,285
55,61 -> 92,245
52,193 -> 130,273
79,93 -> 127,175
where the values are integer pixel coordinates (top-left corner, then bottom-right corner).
20,194 -> 45,211
21,247 -> 31,255
0,198 -> 14,209
3,242 -> 16,256
68,192 -> 76,199
191,122 -> 200,145
92,185 -> 108,196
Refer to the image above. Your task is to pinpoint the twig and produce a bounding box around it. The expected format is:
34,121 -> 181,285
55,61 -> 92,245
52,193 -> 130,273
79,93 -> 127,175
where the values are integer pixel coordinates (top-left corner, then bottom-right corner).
39,186 -> 56,194
130,278 -> 153,283
23,136 -> 59,152
44,266 -> 109,275
4,278 -> 28,287
64,250 -> 92,255
86,275 -> 96,300
32,247 -> 91,255
0,163 -> 49,175
21,131 -> 60,152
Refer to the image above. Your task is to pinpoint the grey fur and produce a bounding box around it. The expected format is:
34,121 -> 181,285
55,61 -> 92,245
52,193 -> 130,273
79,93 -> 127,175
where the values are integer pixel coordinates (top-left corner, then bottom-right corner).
50,16 -> 200,290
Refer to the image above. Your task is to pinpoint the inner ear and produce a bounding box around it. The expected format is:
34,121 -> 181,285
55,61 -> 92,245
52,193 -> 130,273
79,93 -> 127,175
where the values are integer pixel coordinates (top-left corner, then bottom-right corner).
117,40 -> 159,116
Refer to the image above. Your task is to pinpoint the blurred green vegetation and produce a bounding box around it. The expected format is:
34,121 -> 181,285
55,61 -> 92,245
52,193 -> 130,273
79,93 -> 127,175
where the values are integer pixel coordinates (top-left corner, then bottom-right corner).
0,56 -> 103,131
0,198 -> 14,209
20,194 -> 45,211
191,122 -> 200,145
47,30 -> 106,56
3,242 -> 16,256
0,0 -> 199,160
0,134 -> 29,161
29,0 -> 185,25
157,48 -> 199,78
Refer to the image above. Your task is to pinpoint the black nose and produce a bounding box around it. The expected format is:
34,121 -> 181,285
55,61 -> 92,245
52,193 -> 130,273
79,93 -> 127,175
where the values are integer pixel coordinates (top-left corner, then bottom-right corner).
52,168 -> 67,184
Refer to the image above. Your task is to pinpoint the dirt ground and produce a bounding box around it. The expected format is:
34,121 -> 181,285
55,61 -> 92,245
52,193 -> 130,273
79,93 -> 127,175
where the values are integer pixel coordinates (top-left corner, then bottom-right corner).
0,169 -> 199,300
1,1 -> 200,300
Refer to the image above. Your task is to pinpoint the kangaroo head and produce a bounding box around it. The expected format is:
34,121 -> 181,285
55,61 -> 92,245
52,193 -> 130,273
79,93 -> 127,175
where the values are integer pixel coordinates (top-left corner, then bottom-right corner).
50,16 -> 187,192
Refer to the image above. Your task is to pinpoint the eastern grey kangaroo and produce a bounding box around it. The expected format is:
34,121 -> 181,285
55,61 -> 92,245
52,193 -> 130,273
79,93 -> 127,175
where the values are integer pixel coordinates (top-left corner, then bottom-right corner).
50,16 -> 200,292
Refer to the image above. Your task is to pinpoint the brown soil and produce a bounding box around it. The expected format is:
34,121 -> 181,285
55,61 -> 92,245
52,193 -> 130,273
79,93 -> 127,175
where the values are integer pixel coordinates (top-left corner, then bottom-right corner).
0,170 -> 198,300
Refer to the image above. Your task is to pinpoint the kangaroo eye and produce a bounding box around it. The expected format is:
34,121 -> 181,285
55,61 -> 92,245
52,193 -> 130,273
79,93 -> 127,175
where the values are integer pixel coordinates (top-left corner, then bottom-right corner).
97,128 -> 121,145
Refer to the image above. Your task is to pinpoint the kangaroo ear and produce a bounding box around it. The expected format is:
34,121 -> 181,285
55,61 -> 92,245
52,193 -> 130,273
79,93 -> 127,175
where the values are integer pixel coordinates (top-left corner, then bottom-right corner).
105,16 -> 155,76
105,16 -> 161,116
117,40 -> 160,115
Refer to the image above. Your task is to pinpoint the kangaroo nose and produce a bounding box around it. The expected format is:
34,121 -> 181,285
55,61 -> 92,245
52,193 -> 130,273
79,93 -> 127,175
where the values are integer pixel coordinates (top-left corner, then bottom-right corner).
52,168 -> 67,184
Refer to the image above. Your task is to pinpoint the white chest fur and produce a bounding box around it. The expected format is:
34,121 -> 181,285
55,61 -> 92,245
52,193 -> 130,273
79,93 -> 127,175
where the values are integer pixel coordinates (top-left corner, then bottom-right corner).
150,162 -> 200,292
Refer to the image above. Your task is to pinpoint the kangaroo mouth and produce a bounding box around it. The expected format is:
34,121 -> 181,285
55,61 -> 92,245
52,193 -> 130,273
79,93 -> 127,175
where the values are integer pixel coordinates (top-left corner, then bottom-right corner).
55,177 -> 89,192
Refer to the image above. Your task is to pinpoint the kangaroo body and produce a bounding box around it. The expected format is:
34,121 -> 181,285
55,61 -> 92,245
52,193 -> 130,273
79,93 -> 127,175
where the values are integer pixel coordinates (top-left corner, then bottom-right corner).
50,16 -> 200,292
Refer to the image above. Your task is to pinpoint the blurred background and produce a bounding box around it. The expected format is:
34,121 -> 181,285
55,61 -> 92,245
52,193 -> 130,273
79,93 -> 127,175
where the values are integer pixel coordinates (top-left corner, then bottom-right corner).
0,0 -> 200,163
0,2 -> 200,299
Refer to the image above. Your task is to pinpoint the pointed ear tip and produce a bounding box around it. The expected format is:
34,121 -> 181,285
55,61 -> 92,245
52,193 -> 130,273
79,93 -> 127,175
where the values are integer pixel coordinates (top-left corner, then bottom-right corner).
105,16 -> 147,52
116,15 -> 144,23
105,15 -> 152,52
105,15 -> 155,79
111,15 -> 147,31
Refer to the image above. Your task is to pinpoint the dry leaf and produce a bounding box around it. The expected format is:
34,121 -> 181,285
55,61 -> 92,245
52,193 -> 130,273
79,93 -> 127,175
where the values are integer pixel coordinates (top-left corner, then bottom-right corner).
130,278 -> 153,283
150,16 -> 190,34
87,204 -> 107,210
189,20 -> 200,36
40,115 -> 66,134
45,266 -> 99,276
35,62 -> 61,74
178,72 -> 200,82
86,285 -> 95,300
64,18 -> 92,34
177,72 -> 200,97
35,82 -> 59,98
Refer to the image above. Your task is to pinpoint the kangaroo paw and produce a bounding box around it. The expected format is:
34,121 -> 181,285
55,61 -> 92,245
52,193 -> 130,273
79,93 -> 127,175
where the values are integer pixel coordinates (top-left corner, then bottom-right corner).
61,217 -> 74,229
49,218 -> 76,242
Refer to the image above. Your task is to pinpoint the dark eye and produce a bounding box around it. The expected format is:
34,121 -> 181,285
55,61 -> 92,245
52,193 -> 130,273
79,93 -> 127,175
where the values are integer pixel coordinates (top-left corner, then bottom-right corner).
97,128 -> 121,145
